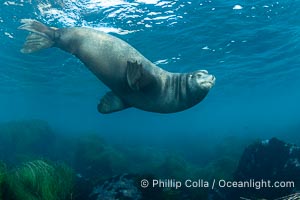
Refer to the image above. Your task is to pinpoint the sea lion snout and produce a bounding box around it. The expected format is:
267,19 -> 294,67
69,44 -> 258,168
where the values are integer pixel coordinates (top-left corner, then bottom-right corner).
193,70 -> 216,89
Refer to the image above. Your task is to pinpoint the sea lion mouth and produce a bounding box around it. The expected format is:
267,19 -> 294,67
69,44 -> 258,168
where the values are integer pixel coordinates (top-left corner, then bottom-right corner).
203,75 -> 216,82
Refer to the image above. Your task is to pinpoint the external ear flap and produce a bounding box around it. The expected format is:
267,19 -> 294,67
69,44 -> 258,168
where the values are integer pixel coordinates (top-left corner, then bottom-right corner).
126,61 -> 154,91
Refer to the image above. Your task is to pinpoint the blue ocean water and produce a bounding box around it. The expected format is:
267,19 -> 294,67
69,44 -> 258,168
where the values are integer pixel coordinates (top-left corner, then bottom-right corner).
0,0 -> 300,148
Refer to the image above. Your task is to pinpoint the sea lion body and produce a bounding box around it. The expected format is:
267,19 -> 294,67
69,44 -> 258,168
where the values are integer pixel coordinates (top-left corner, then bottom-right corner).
56,28 -> 168,112
19,19 -> 215,114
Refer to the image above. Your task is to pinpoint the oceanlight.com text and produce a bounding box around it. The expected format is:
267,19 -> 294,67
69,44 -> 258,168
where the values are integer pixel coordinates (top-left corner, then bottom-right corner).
218,179 -> 295,190
140,179 -> 295,190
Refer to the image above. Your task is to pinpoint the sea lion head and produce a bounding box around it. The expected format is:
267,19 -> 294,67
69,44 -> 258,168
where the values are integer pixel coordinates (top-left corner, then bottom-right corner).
186,70 -> 215,104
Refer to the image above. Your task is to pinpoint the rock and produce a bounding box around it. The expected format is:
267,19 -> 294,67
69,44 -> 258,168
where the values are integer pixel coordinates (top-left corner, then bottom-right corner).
210,138 -> 300,199
89,174 -> 142,200
88,174 -> 178,200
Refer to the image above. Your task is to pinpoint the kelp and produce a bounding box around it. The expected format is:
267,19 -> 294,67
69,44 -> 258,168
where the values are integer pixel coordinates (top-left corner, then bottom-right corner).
7,160 -> 73,200
0,162 -> 7,200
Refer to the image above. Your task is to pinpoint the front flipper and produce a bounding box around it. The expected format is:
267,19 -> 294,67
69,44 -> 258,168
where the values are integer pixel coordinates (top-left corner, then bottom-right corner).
97,91 -> 130,114
126,61 -> 152,91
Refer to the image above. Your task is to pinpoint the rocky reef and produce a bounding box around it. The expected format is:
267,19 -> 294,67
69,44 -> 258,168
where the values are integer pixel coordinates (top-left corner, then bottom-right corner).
89,174 -> 142,200
1,120 -> 299,199
210,137 -> 300,199
0,120 -> 55,165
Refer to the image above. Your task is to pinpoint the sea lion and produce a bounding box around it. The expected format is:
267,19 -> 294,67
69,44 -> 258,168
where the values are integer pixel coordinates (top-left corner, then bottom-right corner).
18,19 -> 215,114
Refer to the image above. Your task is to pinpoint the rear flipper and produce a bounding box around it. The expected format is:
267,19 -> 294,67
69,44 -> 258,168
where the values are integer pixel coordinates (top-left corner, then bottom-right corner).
98,91 -> 130,114
18,19 -> 56,53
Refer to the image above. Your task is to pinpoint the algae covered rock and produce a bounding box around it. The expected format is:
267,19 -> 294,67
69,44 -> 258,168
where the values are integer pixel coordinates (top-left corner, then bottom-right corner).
233,137 -> 300,199
73,134 -> 127,182
7,160 -> 74,200
89,174 -> 142,200
0,120 -> 55,164
210,138 -> 300,199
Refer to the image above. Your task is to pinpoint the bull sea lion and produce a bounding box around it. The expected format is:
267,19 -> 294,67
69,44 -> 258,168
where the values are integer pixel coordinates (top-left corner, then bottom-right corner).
18,19 -> 215,114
